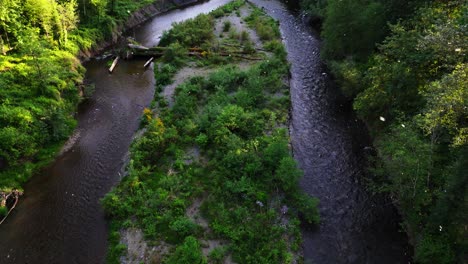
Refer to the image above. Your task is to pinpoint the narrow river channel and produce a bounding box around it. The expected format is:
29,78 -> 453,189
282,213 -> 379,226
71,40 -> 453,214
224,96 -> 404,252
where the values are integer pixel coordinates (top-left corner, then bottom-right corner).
0,1 -> 230,263
249,0 -> 410,263
0,0 -> 409,263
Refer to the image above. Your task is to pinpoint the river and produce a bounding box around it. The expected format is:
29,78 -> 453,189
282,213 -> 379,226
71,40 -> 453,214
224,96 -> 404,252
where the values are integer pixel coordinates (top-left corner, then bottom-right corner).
0,0 -> 409,263
0,1 -> 230,263
249,0 -> 410,263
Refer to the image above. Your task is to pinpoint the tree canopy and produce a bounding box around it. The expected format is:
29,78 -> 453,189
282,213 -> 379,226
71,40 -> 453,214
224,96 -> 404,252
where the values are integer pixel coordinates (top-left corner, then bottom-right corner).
297,0 -> 467,262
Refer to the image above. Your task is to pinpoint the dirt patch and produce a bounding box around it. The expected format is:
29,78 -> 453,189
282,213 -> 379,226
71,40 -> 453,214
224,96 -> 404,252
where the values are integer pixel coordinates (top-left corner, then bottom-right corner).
186,197 -> 208,228
214,6 -> 263,50
184,146 -> 201,165
120,228 -> 170,264
186,198 -> 235,263
162,66 -> 214,106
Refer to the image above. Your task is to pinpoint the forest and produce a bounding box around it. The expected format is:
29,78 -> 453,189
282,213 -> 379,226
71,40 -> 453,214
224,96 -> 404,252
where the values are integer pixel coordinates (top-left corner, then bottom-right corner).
0,0 -> 158,196
297,0 -> 467,262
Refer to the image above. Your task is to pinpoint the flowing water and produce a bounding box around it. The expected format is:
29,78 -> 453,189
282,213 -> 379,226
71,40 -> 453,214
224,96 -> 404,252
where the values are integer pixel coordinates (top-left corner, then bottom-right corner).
0,1 -> 230,263
0,0 -> 409,263
249,0 -> 410,263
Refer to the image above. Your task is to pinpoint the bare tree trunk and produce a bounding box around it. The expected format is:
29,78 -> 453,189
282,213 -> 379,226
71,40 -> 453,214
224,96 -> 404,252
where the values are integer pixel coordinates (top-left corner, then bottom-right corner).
0,35 -> 4,55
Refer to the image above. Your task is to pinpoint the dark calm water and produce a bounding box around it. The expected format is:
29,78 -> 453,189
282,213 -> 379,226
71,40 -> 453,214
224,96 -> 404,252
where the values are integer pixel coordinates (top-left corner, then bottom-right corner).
0,0 -> 409,263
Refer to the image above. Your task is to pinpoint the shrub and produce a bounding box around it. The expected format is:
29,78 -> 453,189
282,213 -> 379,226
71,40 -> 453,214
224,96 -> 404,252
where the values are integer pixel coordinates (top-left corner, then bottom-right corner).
222,21 -> 231,32
165,236 -> 207,264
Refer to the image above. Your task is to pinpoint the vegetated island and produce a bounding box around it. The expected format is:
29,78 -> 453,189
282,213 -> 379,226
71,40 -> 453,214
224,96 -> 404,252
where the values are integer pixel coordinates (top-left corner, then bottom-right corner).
0,0 -> 205,221
102,1 -> 320,263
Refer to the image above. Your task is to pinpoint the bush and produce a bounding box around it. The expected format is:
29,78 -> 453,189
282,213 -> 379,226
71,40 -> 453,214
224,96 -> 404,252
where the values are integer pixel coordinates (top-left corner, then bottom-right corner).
415,235 -> 455,264
0,206 -> 7,218
208,247 -> 227,264
321,0 -> 386,59
222,21 -> 231,32
169,217 -> 198,239
165,236 -> 207,264
159,14 -> 214,47
162,42 -> 187,66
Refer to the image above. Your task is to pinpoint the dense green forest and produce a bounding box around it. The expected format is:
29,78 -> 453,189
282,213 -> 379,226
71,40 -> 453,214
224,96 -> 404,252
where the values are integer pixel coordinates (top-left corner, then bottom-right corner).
298,0 -> 467,262
102,1 -> 319,262
0,0 -> 166,197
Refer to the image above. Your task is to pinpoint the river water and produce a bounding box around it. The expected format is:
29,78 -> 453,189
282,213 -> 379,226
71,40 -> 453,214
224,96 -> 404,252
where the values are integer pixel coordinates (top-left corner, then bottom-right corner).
249,0 -> 410,263
0,0 -> 409,263
0,1 -> 230,263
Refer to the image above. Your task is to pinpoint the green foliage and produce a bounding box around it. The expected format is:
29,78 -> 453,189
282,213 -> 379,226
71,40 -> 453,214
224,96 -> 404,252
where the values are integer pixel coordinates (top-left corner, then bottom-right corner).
210,0 -> 245,18
169,217 -> 199,240
311,0 -> 468,262
105,59 -> 315,261
264,40 -> 287,61
208,247 -> 227,263
321,0 -> 386,60
298,0 -> 327,17
155,62 -> 179,93
290,192 -> 320,225
106,222 -> 127,264
328,59 -> 365,98
245,8 -> 280,42
419,65 -> 468,146
0,206 -> 7,217
165,236 -> 207,264
0,0 -> 160,191
415,234 -> 455,264
159,14 -> 214,47
0,28 -> 82,190
222,21 -> 231,32
103,2 -> 319,263
373,124 -> 433,224
162,42 -> 187,66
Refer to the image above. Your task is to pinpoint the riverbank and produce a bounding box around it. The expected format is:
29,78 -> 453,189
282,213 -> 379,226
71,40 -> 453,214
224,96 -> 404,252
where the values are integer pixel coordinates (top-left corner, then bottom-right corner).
294,1 -> 467,262
0,0 -> 204,224
78,0 -> 203,60
102,1 -> 319,262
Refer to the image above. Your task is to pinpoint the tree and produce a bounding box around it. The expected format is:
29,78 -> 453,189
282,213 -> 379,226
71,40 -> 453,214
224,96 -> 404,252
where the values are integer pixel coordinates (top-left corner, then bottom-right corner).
419,65 -> 467,146
57,0 -> 79,47
0,0 -> 22,49
321,0 -> 386,60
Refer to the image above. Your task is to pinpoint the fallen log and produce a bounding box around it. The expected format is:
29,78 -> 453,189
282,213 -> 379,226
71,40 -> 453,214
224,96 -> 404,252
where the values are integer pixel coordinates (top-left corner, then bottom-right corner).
144,57 -> 154,68
128,43 -> 149,50
108,56 -> 119,73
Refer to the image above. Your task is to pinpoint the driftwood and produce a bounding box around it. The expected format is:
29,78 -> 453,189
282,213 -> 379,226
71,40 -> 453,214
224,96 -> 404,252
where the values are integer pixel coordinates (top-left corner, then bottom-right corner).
108,56 -> 119,73
144,57 -> 154,67
128,43 -> 149,50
